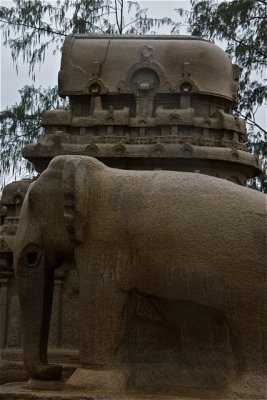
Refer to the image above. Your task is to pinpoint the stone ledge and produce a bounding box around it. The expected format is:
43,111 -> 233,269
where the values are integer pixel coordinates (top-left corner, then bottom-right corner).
0,382 -> 264,400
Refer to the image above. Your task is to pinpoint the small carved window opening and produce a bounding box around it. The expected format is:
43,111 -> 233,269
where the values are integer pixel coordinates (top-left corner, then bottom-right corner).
130,68 -> 160,93
181,82 -> 192,93
89,83 -> 102,95
13,194 -> 23,205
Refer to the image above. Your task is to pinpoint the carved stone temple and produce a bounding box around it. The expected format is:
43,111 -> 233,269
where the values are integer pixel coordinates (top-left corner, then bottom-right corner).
23,35 -> 260,183
0,36 -> 266,400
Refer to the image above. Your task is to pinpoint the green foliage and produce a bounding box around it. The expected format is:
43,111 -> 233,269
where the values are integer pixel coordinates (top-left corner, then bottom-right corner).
177,0 -> 267,191
0,85 -> 68,186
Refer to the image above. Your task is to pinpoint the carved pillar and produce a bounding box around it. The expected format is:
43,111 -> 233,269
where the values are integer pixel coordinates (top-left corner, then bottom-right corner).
6,293 -> 21,348
0,271 -> 13,349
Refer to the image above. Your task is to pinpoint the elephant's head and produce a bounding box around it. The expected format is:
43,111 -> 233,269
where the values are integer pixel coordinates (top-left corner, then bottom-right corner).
13,155 -> 104,380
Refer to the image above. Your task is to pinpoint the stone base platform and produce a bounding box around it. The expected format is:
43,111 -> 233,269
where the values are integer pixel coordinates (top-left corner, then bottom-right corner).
0,382 -> 265,400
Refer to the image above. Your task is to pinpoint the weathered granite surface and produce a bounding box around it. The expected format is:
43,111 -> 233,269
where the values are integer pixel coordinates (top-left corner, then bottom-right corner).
12,155 -> 266,398
1,35 -> 266,399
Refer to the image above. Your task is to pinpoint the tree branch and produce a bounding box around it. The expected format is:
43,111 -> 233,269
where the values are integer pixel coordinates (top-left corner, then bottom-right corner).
237,111 -> 267,135
120,0 -> 124,34
122,17 -> 142,30
0,18 -> 67,36
229,35 -> 266,58
114,0 -> 121,34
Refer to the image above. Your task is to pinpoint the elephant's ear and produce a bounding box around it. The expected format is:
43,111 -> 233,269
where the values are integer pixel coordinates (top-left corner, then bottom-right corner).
62,156 -> 103,244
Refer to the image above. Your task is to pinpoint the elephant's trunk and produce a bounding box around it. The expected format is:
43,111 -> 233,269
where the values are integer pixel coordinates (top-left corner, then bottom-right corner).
15,242 -> 62,380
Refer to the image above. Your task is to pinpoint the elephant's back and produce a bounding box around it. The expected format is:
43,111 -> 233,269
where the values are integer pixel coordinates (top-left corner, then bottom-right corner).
97,168 -> 265,246
91,168 -> 266,291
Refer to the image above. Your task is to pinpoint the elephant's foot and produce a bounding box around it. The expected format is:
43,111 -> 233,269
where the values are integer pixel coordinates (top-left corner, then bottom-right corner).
24,378 -> 65,391
26,363 -> 62,381
227,370 -> 266,399
66,367 -> 128,393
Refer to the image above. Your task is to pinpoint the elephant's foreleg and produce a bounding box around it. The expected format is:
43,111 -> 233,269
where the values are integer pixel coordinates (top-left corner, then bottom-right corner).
67,258 -> 129,391
79,275 -> 127,368
75,246 -> 129,380
16,242 -> 62,380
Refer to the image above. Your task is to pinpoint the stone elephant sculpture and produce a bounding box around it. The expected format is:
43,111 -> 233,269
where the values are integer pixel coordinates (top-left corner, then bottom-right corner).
14,155 -> 266,396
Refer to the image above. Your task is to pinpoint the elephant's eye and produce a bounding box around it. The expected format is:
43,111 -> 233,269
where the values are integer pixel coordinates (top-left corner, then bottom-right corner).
21,243 -> 42,268
27,251 -> 38,266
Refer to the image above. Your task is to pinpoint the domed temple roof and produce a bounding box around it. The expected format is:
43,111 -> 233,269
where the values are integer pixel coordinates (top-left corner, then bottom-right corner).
22,34 -> 260,185
58,35 -> 239,104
